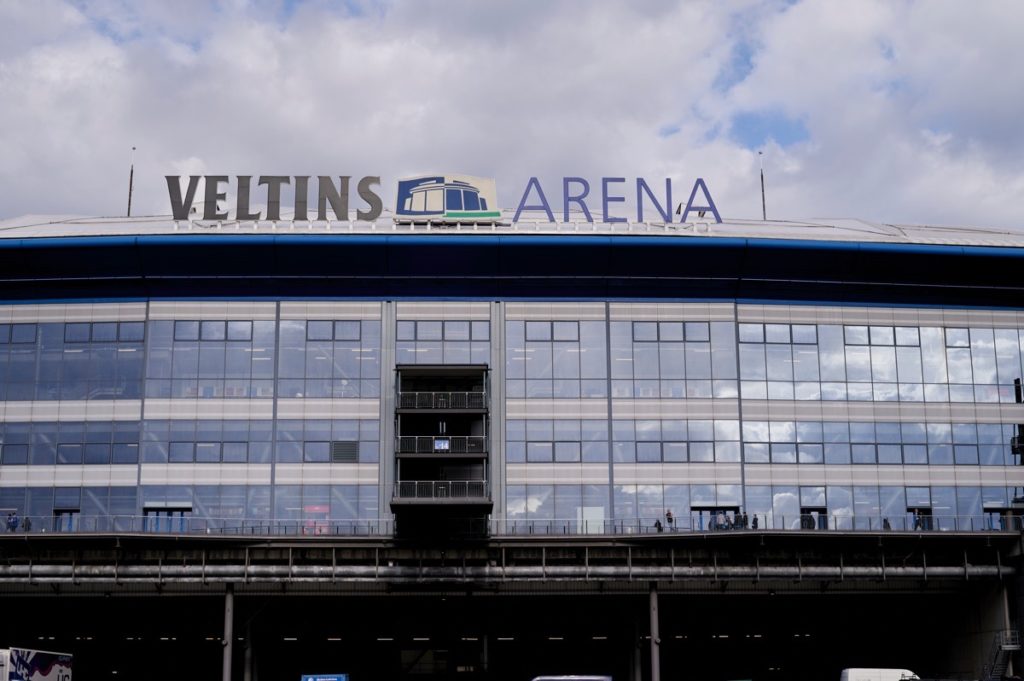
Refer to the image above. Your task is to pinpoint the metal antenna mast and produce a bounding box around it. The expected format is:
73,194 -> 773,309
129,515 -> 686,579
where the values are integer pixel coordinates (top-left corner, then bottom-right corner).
127,146 -> 136,217
759,150 -> 766,221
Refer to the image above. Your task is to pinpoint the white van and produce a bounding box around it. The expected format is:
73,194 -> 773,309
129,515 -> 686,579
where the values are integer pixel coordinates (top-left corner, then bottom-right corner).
841,669 -> 919,681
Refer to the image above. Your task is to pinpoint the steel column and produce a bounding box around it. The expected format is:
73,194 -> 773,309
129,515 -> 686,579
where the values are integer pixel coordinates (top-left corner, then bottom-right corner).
649,581 -> 660,681
223,583 -> 235,681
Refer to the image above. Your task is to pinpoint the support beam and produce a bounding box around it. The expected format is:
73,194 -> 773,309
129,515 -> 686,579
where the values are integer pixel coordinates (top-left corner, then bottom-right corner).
649,581 -> 660,681
223,583 -> 234,681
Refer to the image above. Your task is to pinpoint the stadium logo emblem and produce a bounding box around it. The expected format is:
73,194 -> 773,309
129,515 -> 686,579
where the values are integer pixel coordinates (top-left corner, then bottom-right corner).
395,174 -> 501,222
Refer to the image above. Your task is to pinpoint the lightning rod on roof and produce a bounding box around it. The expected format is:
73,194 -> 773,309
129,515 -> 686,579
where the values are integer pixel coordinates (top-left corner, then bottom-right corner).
127,146 -> 136,218
759,150 -> 766,221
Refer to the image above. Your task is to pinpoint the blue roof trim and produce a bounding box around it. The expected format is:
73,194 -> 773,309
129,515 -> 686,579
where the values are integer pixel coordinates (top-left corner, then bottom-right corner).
4,234 -> 1024,307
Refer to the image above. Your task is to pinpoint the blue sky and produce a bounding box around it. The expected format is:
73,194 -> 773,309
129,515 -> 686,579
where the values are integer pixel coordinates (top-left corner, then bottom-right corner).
730,111 -> 809,150
1,0 -> 1022,229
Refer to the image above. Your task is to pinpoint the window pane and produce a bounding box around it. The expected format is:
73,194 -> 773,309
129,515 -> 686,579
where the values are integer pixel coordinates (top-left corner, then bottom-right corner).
738,324 -> 763,343
792,325 -> 817,344
396,321 -> 415,341
895,327 -> 919,346
65,323 -> 91,342
553,321 -> 579,341
444,321 -> 470,341
658,322 -> 683,341
174,321 -> 200,341
11,324 -> 37,343
764,324 -> 790,344
418,321 -> 442,341
527,442 -> 553,462
870,326 -> 894,345
227,321 -> 253,341
945,328 -> 969,347
92,322 -> 118,342
201,321 -> 226,341
684,322 -> 710,342
844,326 -> 868,345
628,321 -> 655,342
471,321 -> 490,341
307,321 -> 333,341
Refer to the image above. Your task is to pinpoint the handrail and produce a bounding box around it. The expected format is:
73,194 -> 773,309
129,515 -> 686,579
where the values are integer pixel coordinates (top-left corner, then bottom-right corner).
396,435 -> 487,454
393,480 -> 490,500
1,511 -> 1021,538
397,391 -> 486,409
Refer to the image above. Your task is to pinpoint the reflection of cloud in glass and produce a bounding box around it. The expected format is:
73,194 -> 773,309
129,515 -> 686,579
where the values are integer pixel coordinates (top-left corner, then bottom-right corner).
769,421 -> 795,442
870,346 -> 897,381
773,490 -> 799,529
743,421 -> 769,442
969,329 -> 998,383
507,498 -> 527,517
719,485 -> 741,505
946,347 -> 973,383
802,486 -> 826,507
715,420 -> 741,441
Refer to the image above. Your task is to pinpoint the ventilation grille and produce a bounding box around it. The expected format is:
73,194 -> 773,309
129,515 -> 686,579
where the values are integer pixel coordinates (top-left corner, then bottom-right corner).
331,441 -> 358,463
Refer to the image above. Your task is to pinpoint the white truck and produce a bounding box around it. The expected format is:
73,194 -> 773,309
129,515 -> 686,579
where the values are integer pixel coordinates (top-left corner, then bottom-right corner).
841,669 -> 919,681
0,648 -> 72,681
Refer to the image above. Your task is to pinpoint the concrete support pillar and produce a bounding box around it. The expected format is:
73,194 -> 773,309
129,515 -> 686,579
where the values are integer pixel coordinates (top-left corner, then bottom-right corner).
223,583 -> 235,681
482,634 -> 489,675
243,618 -> 253,681
649,581 -> 660,681
1016,565 -> 1024,678
631,618 -> 642,681
1003,583 -> 1014,677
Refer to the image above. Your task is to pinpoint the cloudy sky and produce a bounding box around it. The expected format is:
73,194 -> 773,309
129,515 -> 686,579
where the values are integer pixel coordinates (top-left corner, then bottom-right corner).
1,0 -> 1023,228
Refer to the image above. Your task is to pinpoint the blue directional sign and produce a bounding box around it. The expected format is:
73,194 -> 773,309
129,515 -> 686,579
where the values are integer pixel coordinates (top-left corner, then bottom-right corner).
301,675 -> 348,681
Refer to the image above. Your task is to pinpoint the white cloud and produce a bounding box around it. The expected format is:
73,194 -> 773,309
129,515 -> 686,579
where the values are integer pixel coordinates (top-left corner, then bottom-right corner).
0,0 -> 1021,230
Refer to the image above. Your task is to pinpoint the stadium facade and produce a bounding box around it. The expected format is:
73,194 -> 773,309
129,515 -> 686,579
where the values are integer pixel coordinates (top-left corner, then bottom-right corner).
1,199 -> 1024,681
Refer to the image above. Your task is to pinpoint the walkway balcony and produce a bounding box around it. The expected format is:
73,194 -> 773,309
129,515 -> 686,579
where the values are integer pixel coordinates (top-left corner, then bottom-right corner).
397,391 -> 487,410
396,435 -> 487,456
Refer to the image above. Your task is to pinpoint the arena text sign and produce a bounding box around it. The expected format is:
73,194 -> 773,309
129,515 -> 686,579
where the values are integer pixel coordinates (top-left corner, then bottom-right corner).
166,175 -> 721,224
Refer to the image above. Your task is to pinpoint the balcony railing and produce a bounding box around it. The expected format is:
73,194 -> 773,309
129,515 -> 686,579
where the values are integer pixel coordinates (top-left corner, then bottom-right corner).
499,513 -> 1024,535
398,391 -> 486,410
396,435 -> 487,454
393,480 -> 490,501
0,511 -> 1021,538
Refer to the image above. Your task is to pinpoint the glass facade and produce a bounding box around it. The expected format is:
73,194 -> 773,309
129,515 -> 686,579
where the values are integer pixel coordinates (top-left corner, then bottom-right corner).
0,301 -> 1022,536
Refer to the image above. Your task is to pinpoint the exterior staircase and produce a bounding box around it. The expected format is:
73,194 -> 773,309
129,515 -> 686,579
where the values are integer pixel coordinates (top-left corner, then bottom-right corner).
983,631 -> 1021,681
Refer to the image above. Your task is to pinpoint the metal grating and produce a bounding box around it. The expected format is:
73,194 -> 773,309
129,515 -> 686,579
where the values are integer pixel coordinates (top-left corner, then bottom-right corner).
331,441 -> 358,463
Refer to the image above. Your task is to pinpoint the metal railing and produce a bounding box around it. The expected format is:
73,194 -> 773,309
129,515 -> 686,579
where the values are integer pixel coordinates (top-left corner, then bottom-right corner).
398,391 -> 486,410
982,630 -> 1021,681
1,514 -> 394,536
0,511 -> 1021,538
393,480 -> 490,501
496,513 -> 1024,535
1000,630 -> 1022,648
396,435 -> 487,454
